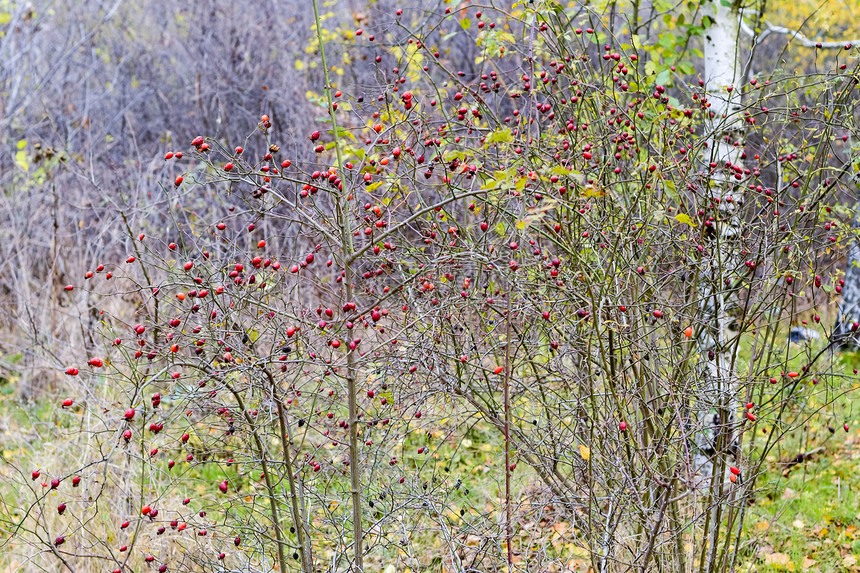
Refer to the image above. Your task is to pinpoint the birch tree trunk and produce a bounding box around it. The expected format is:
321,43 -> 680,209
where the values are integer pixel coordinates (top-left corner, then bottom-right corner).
834,208 -> 860,348
694,0 -> 746,481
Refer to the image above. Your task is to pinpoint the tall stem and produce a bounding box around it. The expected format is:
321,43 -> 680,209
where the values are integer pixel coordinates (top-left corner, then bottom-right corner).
310,1 -> 363,569
503,281 -> 513,568
227,384 -> 288,573
265,367 -> 315,573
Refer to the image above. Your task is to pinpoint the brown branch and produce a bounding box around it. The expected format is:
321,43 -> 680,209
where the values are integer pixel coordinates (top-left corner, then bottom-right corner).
780,446 -> 825,471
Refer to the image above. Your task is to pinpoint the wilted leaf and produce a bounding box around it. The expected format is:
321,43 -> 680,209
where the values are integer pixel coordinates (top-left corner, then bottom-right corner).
764,552 -> 792,569
580,184 -> 604,197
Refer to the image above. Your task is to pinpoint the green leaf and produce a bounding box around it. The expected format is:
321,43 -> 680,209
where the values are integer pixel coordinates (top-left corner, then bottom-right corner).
331,127 -> 355,141
658,34 -> 677,50
17,140 -> 27,150
460,17 -> 471,30
480,179 -> 499,191
675,213 -> 697,227
644,61 -> 658,76
676,61 -> 695,75
486,127 -> 513,144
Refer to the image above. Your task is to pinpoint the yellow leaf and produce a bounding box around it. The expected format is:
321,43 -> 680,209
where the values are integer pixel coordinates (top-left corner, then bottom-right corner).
581,184 -> 604,197
675,213 -> 697,227
578,444 -> 590,461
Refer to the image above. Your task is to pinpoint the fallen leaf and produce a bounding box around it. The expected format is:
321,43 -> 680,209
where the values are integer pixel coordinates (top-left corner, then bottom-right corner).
792,519 -> 805,529
764,552 -> 792,569
843,555 -> 858,568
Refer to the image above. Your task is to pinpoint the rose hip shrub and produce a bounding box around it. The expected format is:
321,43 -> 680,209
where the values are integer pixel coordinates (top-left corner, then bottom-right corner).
3,1 -> 860,572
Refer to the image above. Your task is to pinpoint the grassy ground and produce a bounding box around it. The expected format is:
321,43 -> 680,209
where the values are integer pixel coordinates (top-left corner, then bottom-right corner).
3,337 -> 860,572
734,347 -> 860,573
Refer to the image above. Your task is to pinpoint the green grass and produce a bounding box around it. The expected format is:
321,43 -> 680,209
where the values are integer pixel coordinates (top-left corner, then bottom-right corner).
733,349 -> 860,572
3,327 -> 860,572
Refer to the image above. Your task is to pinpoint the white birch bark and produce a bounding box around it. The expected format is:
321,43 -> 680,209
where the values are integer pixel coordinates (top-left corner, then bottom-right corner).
694,0 -> 745,480
834,209 -> 860,347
